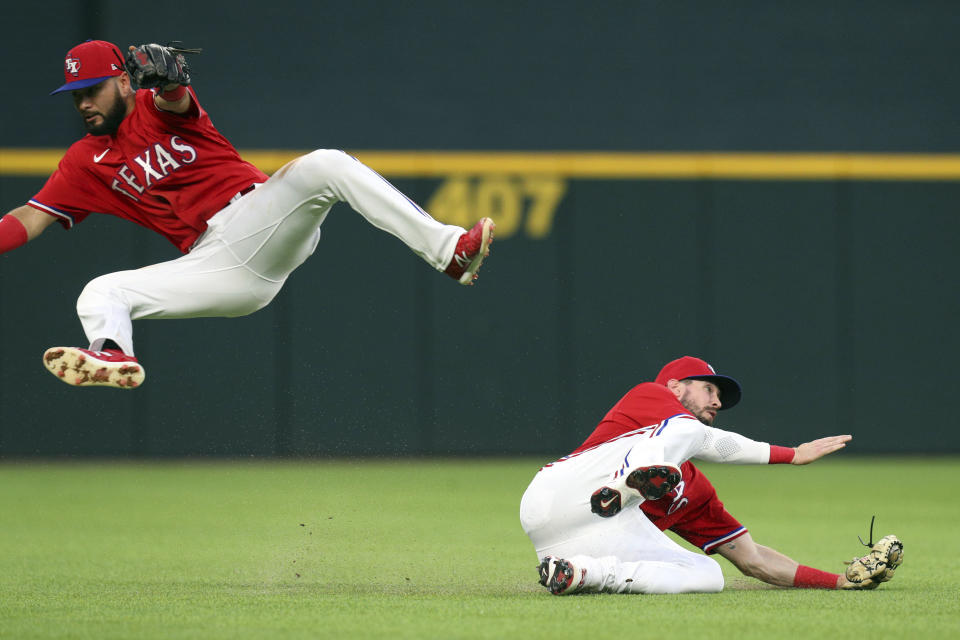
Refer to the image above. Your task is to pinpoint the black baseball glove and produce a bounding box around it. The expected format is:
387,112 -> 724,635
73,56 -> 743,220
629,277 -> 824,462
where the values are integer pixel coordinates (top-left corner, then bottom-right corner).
124,43 -> 201,89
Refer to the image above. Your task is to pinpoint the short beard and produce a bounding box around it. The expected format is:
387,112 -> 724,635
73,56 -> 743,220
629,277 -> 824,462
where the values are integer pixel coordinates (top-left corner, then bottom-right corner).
84,92 -> 127,136
678,392 -> 714,426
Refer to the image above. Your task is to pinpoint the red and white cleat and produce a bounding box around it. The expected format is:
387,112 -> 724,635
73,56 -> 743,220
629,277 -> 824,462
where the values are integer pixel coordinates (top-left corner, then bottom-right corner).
538,556 -> 586,595
444,217 -> 495,285
42,346 -> 146,389
590,464 -> 682,517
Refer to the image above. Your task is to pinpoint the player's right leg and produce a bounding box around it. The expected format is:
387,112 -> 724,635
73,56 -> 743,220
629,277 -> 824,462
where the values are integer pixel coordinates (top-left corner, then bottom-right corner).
74,249 -> 280,352
42,346 -> 145,389
589,438 -> 682,518
42,234 -> 282,389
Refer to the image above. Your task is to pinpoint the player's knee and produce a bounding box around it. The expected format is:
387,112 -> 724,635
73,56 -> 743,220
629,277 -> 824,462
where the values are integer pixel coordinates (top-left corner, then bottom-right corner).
302,148 -> 352,174
697,556 -> 725,592
76,276 -> 119,314
519,486 -> 551,535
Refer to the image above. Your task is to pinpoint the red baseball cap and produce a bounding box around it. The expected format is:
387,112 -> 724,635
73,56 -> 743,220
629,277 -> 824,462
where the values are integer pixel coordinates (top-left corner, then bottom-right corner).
50,40 -> 126,95
655,356 -> 742,409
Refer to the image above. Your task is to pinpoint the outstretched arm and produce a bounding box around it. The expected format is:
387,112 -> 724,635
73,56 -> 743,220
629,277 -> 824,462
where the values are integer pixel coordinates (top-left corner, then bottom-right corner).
687,425 -> 852,465
650,416 -> 853,467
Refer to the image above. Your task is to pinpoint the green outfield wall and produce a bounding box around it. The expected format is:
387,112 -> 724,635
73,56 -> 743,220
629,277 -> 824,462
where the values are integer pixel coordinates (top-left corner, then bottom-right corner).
1,2 -> 958,455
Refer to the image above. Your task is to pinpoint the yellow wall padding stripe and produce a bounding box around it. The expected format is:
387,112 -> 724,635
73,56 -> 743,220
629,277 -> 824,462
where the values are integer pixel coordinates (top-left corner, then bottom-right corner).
5,149 -> 960,180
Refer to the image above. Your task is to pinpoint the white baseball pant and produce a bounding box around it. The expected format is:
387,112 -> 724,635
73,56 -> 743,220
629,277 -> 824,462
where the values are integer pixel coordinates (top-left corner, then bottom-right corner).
520,432 -> 724,594
76,150 -> 463,355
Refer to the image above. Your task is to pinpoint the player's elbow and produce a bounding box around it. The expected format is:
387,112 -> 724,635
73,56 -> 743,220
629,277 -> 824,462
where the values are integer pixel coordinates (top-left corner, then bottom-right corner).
734,557 -> 767,580
10,206 -> 55,240
725,546 -> 764,578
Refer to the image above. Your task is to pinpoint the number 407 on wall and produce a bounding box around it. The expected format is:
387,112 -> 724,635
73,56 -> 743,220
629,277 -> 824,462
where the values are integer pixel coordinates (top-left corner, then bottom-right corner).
426,175 -> 567,239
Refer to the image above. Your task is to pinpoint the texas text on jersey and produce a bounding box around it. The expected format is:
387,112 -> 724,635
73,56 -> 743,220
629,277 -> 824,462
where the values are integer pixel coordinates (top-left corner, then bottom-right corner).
29,88 -> 266,252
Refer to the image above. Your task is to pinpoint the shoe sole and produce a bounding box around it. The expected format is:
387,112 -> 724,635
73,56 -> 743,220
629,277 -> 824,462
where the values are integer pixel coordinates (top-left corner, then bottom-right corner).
625,464 -> 682,501
458,218 -> 495,285
538,557 -> 576,595
590,486 -> 623,518
42,347 -> 146,389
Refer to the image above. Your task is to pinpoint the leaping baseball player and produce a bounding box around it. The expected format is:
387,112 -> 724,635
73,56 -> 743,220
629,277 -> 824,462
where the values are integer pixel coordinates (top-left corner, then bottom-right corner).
520,356 -> 903,594
0,41 -> 494,389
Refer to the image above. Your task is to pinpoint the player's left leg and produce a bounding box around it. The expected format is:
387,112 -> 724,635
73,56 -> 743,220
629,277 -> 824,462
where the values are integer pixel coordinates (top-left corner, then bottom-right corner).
553,550 -> 724,595
269,150 -> 494,284
532,507 -> 725,595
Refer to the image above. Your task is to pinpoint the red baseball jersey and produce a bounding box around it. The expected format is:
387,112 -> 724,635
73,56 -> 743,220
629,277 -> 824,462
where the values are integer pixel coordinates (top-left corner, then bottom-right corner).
573,382 -> 747,554
29,88 -> 268,253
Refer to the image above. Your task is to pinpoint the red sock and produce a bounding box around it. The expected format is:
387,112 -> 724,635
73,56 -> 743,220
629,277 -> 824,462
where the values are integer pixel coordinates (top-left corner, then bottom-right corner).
793,565 -> 840,589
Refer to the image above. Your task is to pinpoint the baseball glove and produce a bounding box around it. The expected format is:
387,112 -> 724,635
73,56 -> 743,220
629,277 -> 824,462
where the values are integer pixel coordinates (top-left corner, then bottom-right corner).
124,43 -> 201,89
841,534 -> 904,590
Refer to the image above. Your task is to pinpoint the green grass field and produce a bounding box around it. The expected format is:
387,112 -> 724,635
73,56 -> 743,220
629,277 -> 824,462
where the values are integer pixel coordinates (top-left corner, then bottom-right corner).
1,457 -> 957,639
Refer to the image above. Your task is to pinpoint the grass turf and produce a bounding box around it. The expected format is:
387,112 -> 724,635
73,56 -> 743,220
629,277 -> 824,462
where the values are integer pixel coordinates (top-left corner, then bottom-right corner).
0,457 -> 957,639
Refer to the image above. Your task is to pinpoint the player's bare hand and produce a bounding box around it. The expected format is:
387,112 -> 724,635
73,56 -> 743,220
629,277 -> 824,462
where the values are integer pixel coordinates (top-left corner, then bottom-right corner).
791,434 -> 852,464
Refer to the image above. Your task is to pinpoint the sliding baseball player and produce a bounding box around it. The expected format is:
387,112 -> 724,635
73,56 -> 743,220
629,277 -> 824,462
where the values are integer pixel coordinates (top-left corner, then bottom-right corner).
521,356 -> 903,594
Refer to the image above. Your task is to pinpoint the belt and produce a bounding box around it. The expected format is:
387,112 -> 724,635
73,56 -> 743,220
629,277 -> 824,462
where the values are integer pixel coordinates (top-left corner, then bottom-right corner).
226,182 -> 261,208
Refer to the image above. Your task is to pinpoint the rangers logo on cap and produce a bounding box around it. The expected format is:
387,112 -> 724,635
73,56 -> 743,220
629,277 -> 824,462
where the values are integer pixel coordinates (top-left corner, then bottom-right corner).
50,40 -> 125,95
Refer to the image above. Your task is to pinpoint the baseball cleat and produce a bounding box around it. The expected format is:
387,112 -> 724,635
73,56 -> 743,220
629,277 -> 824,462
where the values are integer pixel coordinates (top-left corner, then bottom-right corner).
538,556 -> 585,595
626,464 -> 683,501
590,486 -> 623,518
42,346 -> 145,389
444,217 -> 495,285
590,464 -> 682,517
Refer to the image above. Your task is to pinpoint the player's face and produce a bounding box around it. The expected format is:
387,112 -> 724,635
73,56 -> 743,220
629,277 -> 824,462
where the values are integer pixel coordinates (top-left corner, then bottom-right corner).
72,78 -> 128,136
676,380 -> 722,425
